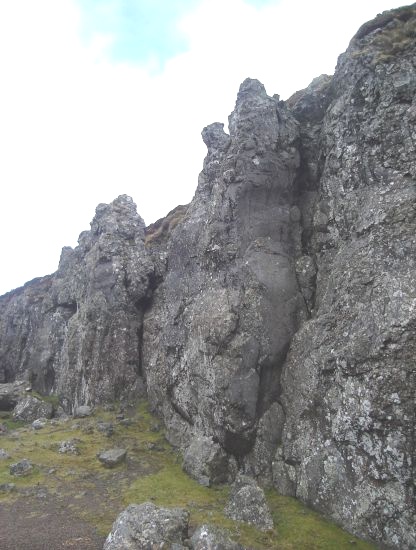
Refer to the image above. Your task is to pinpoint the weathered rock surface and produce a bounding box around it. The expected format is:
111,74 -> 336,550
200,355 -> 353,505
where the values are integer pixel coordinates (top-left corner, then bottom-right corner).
0,381 -> 28,411
143,78 -> 304,460
0,195 -> 154,410
10,459 -> 33,476
58,439 -> 80,455
97,448 -> 127,468
190,524 -> 242,550
183,435 -> 235,486
103,502 -> 189,549
0,5 -> 415,548
272,6 -> 416,549
74,405 -> 93,418
12,395 -> 53,421
224,475 -> 273,531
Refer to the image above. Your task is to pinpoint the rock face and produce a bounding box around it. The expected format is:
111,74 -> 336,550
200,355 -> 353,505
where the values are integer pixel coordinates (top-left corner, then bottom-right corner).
0,195 -> 153,411
143,78 -> 304,461
0,5 -> 415,548
273,7 -> 416,549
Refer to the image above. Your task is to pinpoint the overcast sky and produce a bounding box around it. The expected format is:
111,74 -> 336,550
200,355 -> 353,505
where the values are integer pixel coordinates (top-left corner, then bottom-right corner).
0,0 -> 407,295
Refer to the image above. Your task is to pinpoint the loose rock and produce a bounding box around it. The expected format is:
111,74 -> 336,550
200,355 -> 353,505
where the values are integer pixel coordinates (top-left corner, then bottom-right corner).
103,502 -> 189,550
13,396 -> 53,422
10,459 -> 33,476
190,524 -> 242,549
97,448 -> 127,468
183,435 -> 233,486
224,475 -> 273,531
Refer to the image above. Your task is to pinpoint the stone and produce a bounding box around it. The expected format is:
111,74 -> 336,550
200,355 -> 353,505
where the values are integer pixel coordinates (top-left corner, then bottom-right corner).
96,421 -> 114,437
0,423 -> 8,435
97,448 -> 127,468
224,475 -> 273,531
190,524 -> 242,549
183,436 -> 233,486
10,459 -> 33,476
0,448 -> 10,460
32,417 -> 47,430
0,381 -> 27,411
12,395 -> 53,422
103,502 -> 189,549
58,440 -> 80,455
73,405 -> 92,418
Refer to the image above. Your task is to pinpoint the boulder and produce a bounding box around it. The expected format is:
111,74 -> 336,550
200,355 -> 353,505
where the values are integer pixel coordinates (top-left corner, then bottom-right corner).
96,421 -> 114,437
58,440 -> 80,455
183,436 -> 233,487
190,524 -> 242,549
0,381 -> 27,411
32,417 -> 47,430
224,475 -> 273,531
73,405 -> 92,418
13,395 -> 53,422
103,502 -> 189,549
10,459 -> 33,476
97,448 -> 127,468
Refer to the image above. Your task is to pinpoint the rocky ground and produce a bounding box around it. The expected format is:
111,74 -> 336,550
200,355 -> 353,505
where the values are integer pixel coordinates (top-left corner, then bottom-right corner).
0,399 -> 376,550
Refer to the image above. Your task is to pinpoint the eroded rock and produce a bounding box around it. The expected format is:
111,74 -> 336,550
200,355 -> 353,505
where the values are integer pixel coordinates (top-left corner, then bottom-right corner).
10,459 -> 33,476
183,436 -> 234,486
97,448 -> 127,468
224,475 -> 273,531
190,524 -> 242,549
103,502 -> 189,549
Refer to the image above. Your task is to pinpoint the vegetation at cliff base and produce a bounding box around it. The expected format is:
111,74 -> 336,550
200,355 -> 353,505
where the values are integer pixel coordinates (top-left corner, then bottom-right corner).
0,400 -> 376,549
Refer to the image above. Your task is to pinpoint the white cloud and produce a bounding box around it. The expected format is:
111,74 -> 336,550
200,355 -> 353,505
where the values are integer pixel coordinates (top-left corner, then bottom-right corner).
0,0 -> 406,294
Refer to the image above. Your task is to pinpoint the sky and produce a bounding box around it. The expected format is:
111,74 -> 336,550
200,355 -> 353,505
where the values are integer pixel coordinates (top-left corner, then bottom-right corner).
0,0 -> 407,295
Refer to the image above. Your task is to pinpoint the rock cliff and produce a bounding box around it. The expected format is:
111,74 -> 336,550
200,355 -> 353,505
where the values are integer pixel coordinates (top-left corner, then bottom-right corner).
0,4 -> 415,548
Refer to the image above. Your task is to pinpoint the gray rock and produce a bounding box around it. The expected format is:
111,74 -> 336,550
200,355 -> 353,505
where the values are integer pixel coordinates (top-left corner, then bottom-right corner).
103,502 -> 189,549
183,436 -> 233,486
73,405 -> 92,418
58,439 -> 80,455
0,423 -> 8,434
190,524 -> 242,549
0,5 -> 414,549
0,195 -> 154,408
10,458 -> 33,476
0,381 -> 27,411
0,448 -> 10,460
32,417 -> 47,430
97,448 -> 127,468
96,421 -> 114,437
224,475 -> 273,531
12,395 -> 53,422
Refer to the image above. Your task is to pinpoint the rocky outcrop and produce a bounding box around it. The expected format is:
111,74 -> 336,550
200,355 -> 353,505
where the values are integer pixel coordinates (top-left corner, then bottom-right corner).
0,195 -> 154,411
0,4 -> 414,548
273,7 -> 416,548
143,79 -> 305,463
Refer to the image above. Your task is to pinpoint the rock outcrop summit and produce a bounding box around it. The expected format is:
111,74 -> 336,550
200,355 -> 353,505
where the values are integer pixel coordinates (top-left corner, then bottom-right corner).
0,4 -> 415,548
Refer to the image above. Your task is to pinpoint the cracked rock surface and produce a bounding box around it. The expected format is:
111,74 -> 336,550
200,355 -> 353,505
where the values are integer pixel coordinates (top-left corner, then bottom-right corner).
0,5 -> 415,548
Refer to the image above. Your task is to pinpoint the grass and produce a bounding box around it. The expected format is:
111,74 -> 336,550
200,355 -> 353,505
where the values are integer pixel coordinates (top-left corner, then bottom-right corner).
0,400 -> 376,549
